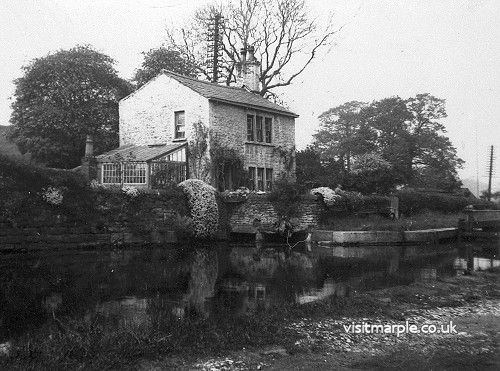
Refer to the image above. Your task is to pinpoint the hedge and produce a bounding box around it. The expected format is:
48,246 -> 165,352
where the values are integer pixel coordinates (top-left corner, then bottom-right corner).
396,189 -> 496,215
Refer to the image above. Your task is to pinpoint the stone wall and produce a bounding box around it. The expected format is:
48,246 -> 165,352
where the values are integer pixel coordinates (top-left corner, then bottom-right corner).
228,194 -> 324,233
0,224 -> 177,251
210,101 -> 296,180
119,73 -> 209,146
0,192 -> 183,252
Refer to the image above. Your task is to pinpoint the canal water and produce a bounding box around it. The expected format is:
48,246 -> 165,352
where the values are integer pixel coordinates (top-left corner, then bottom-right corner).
0,240 -> 498,341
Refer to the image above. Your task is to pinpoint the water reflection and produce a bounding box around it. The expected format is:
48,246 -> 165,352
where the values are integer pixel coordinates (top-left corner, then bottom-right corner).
0,241 -> 495,341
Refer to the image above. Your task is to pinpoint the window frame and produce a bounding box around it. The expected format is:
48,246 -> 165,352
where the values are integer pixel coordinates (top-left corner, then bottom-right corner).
122,162 -> 147,184
257,167 -> 265,191
102,163 -> 121,184
265,168 -> 273,191
174,111 -> 185,139
101,162 -> 147,185
247,115 -> 255,142
265,117 -> 272,143
256,115 -> 264,142
246,113 -> 273,144
248,166 -> 256,190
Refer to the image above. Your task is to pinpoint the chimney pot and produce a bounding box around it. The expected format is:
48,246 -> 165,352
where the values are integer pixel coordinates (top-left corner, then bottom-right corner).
247,46 -> 255,61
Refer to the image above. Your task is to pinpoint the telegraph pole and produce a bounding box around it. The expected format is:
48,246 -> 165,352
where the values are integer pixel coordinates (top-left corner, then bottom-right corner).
206,12 -> 224,83
487,145 -> 494,201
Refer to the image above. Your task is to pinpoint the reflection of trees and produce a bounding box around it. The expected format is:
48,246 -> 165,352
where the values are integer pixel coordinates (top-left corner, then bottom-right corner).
182,249 -> 219,317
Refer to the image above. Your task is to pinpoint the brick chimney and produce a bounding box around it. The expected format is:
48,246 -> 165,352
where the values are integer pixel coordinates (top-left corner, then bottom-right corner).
237,45 -> 260,92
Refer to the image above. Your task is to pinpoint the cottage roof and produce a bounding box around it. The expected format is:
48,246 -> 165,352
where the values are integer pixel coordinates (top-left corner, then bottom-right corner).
124,70 -> 298,117
96,143 -> 185,163
163,70 -> 298,117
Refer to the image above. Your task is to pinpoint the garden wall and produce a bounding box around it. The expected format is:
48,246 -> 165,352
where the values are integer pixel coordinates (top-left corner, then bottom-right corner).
228,193 -> 324,233
0,194 -> 181,252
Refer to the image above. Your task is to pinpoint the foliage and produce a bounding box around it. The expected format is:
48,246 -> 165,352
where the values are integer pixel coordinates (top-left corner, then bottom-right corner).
188,121 -> 210,182
165,0 -> 340,95
41,187 -> 64,206
296,147 -> 327,188
220,187 -> 250,203
273,145 -> 296,175
311,94 -> 464,192
267,178 -> 304,219
209,136 -> 246,191
310,187 -> 340,207
9,45 -> 132,169
314,101 -> 375,173
178,179 -> 219,239
349,152 -> 395,194
133,46 -> 198,87
396,189 -> 495,215
320,210 -> 463,231
0,154 -> 190,232
121,185 -> 140,198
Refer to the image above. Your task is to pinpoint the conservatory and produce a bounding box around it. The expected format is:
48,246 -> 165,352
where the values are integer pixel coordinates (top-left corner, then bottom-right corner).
95,143 -> 187,188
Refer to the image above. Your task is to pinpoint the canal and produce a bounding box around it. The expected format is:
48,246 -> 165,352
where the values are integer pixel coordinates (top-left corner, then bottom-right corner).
0,240 -> 498,342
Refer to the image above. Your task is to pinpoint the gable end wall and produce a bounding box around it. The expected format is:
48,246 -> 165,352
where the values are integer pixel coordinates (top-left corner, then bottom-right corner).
119,75 -> 209,146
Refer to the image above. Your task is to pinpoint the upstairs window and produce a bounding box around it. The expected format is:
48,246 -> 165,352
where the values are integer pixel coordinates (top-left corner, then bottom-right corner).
247,115 -> 255,141
256,116 -> 264,142
247,114 -> 272,143
265,117 -> 272,143
174,111 -> 185,139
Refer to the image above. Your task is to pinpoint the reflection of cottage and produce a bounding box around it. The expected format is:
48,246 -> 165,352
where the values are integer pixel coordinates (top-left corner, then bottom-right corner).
96,46 -> 298,190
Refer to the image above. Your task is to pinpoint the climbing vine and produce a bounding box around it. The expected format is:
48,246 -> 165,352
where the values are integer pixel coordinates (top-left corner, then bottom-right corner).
273,145 -> 296,175
209,135 -> 246,191
188,121 -> 210,183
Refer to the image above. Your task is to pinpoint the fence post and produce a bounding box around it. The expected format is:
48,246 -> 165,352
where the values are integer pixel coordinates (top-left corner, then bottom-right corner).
390,196 -> 400,219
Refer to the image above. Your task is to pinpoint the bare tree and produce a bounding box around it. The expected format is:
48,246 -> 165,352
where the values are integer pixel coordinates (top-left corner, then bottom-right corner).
165,0 -> 340,96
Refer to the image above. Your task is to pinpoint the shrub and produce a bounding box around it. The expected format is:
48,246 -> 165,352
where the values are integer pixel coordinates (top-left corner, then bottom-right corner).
310,187 -> 341,206
267,178 -> 304,219
396,189 -> 496,215
178,179 -> 219,239
41,187 -> 64,205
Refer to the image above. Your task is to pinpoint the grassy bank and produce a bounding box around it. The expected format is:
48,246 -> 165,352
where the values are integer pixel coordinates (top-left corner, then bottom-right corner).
2,268 -> 499,370
320,210 -> 463,231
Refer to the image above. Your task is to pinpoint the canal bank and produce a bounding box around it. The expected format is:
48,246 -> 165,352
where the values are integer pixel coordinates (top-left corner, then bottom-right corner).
312,227 -> 458,245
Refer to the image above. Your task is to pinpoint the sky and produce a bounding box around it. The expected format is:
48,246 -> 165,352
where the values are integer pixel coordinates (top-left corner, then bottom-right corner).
1,0 -> 499,191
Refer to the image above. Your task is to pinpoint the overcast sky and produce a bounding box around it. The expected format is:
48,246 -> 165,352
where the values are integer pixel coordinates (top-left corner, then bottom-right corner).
1,0 -> 499,187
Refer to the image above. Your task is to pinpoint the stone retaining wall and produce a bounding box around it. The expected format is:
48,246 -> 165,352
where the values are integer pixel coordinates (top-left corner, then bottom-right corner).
228,194 -> 324,233
0,224 -> 178,252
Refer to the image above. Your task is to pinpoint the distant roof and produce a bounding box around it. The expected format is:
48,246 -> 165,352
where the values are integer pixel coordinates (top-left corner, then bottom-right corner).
123,70 -> 298,117
96,143 -> 185,163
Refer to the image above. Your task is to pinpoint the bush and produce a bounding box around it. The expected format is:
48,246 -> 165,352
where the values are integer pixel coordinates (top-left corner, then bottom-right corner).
178,179 -> 219,239
396,189 -> 496,215
267,179 -> 304,219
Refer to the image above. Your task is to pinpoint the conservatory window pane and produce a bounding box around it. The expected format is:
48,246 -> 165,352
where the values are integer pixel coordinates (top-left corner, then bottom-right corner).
123,163 -> 146,184
102,163 -> 120,183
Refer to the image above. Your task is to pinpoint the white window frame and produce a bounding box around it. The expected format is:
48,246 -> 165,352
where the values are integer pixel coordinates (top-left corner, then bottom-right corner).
101,162 -> 147,185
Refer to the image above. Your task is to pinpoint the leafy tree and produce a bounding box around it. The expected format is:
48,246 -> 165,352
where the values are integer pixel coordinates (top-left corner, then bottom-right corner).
134,46 -> 198,87
9,45 -> 132,168
165,0 -> 340,96
314,101 -> 376,173
349,152 -> 396,194
363,96 -> 414,180
312,94 -> 464,192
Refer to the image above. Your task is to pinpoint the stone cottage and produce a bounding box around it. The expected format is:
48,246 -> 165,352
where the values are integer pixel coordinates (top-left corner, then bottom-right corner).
96,47 -> 298,191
